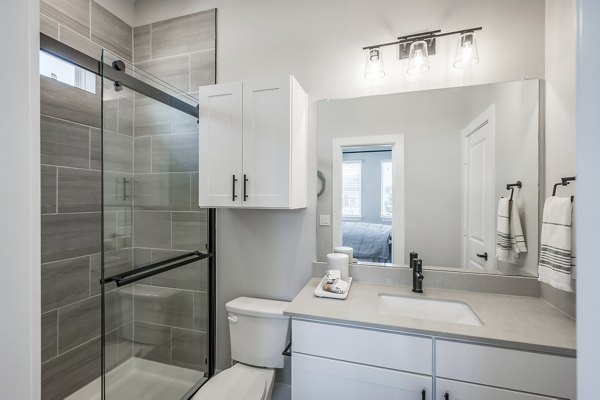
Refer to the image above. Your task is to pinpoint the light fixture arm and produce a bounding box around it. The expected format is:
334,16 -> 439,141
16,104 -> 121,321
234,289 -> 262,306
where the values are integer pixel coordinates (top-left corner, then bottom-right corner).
362,26 -> 482,51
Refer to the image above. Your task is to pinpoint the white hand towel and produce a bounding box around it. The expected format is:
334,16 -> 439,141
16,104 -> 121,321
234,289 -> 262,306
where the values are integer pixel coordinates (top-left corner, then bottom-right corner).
496,198 -> 527,263
538,197 -> 574,292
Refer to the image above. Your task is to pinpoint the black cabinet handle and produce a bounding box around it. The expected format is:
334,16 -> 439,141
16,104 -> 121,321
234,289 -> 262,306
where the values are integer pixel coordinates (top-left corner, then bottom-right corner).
232,175 -> 238,201
421,389 -> 426,400
476,252 -> 488,261
443,393 -> 449,400
243,174 -> 249,201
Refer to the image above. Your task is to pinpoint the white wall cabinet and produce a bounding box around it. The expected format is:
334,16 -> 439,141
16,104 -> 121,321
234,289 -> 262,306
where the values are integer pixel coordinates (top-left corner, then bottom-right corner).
198,75 -> 307,209
291,319 -> 576,400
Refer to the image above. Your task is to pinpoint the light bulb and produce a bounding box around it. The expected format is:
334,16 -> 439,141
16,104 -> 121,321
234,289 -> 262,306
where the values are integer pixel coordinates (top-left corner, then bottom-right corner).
406,40 -> 430,75
454,32 -> 479,68
364,48 -> 385,80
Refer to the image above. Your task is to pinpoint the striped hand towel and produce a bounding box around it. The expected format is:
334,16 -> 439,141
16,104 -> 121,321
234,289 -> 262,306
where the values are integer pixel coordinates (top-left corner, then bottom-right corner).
496,198 -> 528,263
538,197 -> 574,292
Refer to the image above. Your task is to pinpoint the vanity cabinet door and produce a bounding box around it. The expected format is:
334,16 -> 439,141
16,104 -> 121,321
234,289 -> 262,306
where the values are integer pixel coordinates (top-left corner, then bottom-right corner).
198,81 -> 243,207
436,378 -> 561,400
436,340 -> 576,399
292,353 -> 432,400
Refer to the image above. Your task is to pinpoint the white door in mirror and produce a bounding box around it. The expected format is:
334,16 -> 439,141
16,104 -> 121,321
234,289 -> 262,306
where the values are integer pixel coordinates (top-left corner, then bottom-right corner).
462,106 -> 495,272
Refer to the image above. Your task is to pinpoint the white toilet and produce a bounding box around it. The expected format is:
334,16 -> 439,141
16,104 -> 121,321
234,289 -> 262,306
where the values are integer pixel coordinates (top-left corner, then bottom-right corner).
193,297 -> 291,400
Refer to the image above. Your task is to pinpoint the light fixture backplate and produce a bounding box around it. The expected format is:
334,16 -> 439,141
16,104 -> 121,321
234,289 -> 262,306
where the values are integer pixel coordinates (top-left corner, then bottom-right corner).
399,38 -> 437,59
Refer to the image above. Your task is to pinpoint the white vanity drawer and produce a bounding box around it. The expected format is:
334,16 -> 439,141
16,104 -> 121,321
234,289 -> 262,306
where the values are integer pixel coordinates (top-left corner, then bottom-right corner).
436,378 -> 561,400
292,319 -> 432,375
292,353 -> 432,400
436,340 -> 576,399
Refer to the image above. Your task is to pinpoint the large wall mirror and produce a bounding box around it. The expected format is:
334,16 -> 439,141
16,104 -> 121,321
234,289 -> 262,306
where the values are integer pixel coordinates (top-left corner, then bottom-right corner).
317,79 -> 541,277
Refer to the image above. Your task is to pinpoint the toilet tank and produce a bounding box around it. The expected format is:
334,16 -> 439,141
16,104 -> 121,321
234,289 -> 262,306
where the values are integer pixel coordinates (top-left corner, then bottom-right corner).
226,297 -> 290,369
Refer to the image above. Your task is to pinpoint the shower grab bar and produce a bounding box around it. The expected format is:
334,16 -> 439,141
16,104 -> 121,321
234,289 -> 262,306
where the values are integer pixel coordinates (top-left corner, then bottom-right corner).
101,250 -> 210,287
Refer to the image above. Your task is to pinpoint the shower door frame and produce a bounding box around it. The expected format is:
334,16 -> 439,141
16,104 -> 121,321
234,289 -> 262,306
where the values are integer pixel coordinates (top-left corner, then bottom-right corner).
39,32 -> 217,399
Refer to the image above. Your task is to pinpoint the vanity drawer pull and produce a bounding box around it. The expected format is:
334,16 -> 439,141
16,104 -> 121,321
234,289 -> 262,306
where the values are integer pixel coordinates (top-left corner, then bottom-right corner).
443,393 -> 449,400
421,389 -> 426,400
476,252 -> 488,261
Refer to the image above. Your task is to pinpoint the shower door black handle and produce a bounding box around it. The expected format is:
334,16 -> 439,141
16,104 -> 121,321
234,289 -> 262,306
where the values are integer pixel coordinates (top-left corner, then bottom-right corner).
243,174 -> 249,201
101,250 -> 211,287
232,175 -> 238,201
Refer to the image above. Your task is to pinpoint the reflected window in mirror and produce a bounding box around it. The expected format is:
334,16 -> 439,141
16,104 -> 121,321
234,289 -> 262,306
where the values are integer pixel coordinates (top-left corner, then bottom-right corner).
341,160 -> 362,218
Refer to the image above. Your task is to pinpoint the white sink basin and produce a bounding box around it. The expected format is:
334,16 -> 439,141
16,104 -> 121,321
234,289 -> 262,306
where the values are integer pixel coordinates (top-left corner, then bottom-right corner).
378,294 -> 483,326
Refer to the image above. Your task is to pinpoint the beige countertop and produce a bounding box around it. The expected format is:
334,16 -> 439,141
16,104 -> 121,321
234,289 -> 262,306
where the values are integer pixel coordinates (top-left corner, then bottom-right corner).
285,278 -> 576,357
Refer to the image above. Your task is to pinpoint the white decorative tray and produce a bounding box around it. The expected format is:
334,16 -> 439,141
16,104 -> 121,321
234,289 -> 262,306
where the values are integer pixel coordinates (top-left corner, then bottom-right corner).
314,276 -> 353,300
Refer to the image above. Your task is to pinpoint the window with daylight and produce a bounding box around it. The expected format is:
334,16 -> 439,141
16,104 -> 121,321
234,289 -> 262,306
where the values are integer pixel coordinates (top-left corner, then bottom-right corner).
342,160 -> 362,218
40,50 -> 96,94
381,160 -> 393,218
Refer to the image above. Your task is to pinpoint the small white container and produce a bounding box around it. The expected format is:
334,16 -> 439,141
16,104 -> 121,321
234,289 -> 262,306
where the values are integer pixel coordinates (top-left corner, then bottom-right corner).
334,246 -> 354,264
327,253 -> 349,280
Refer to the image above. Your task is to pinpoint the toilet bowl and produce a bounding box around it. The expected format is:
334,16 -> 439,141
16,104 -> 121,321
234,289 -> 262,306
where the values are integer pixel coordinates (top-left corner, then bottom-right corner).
193,297 -> 290,400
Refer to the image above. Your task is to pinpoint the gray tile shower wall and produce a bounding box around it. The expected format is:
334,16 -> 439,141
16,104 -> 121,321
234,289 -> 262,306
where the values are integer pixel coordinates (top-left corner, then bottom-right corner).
40,2 -> 136,397
128,9 -> 216,374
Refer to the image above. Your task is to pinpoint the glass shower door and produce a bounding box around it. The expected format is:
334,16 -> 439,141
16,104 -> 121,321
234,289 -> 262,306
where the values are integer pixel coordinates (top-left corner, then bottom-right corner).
100,49 -> 212,400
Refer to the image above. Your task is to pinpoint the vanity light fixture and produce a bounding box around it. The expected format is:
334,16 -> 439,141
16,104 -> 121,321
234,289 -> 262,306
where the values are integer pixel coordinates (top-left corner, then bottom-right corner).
453,31 -> 479,68
362,27 -> 482,79
406,40 -> 430,75
364,47 -> 385,80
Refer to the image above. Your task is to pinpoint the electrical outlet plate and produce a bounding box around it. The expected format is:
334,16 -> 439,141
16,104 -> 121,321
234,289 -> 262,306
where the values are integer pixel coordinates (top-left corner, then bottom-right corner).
319,215 -> 331,226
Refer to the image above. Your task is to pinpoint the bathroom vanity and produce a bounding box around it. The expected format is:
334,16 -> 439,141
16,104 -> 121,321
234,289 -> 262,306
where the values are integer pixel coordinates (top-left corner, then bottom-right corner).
286,279 -> 576,400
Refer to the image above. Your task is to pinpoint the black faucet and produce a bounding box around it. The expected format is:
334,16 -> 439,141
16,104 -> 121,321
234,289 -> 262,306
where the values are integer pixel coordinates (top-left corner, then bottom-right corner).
412,258 -> 424,293
409,251 -> 418,269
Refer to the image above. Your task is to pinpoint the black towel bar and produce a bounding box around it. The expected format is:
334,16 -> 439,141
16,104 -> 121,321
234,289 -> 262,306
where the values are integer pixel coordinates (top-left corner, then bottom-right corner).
101,250 -> 210,287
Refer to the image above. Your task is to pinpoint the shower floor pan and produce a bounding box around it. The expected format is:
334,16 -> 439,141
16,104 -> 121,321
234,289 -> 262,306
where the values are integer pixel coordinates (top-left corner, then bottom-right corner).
66,357 -> 205,400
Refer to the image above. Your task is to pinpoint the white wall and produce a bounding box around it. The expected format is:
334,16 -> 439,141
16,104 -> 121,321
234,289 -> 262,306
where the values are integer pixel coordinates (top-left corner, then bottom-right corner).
135,0 -> 544,100
0,0 -> 40,399
545,0 -> 577,199
576,0 -> 600,397
133,0 -> 546,397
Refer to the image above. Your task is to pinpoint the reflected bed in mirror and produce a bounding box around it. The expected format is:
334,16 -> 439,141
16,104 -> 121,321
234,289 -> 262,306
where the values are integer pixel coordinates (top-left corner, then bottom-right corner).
317,79 -> 541,277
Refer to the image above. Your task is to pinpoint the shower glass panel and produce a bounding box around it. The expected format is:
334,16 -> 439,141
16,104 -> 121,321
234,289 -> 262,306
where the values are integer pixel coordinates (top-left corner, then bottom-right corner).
101,49 -> 211,400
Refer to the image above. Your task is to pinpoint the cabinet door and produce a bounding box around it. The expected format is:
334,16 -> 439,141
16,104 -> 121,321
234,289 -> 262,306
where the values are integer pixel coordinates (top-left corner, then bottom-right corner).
292,353 -> 432,400
436,340 -> 576,399
436,378 -> 561,400
242,76 -> 291,208
198,82 -> 243,207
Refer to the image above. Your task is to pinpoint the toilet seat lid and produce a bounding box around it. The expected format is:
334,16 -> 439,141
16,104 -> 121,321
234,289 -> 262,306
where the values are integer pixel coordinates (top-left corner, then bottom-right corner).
193,366 -> 267,400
